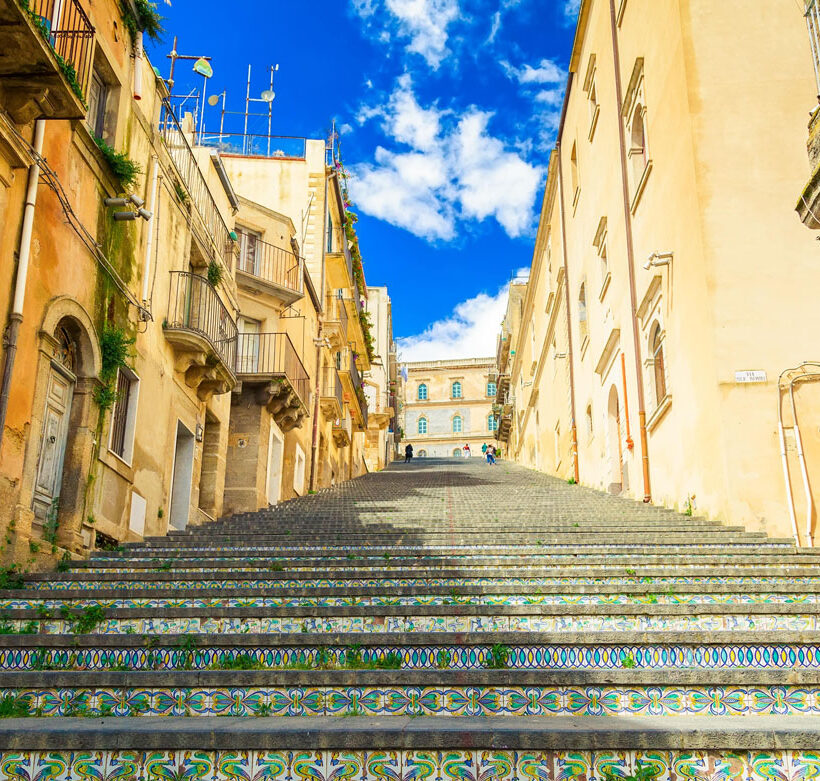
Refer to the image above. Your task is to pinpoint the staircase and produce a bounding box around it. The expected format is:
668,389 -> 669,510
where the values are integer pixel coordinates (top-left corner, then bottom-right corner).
1,458 -> 820,778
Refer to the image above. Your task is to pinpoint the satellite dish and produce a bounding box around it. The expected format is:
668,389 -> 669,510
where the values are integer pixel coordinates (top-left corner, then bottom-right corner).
193,58 -> 213,78
260,90 -> 276,103
207,94 -> 220,106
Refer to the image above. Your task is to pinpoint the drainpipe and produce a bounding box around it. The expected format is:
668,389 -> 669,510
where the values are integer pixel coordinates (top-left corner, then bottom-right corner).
308,174 -> 330,492
141,157 -> 159,306
609,0 -> 651,502
556,137 -> 580,485
790,374 -> 817,547
0,119 -> 46,456
133,30 -> 144,101
620,353 -> 634,450
777,373 -> 801,547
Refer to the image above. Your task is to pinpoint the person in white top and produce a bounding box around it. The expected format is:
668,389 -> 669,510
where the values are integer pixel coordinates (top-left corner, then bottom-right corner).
462,444 -> 471,458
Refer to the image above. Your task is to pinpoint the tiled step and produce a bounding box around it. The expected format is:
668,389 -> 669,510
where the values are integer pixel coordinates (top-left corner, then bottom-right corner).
4,603 -> 820,635
0,631 -> 818,670
2,668 -> 820,718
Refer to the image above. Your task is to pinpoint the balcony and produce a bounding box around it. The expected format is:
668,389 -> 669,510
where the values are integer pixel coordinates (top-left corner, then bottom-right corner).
324,294 -> 348,349
320,367 -> 343,421
236,332 -> 311,431
164,271 -> 237,401
496,396 -> 515,443
326,236 -> 354,291
0,0 -> 94,122
332,415 -> 352,448
366,390 -> 394,428
159,103 -> 235,271
236,237 -> 303,305
337,348 -> 368,430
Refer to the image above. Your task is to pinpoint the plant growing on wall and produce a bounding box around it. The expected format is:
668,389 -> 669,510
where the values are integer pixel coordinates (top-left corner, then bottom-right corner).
206,260 -> 223,287
120,0 -> 164,43
94,137 -> 141,188
358,308 -> 375,363
93,326 -> 135,412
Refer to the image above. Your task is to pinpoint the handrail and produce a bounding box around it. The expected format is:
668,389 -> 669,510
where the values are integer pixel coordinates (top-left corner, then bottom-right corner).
166,271 -> 237,371
29,0 -> 95,98
199,132 -> 307,160
159,102 -> 234,268
237,235 -> 303,294
236,332 -> 311,410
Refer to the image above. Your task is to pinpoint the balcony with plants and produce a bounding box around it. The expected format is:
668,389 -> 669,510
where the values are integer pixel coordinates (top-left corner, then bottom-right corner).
235,331 -> 311,432
164,271 -> 237,401
337,346 -> 368,431
0,0 -> 94,122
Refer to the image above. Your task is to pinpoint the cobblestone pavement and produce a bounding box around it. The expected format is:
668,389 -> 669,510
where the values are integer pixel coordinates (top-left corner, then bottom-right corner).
1,458 -> 819,777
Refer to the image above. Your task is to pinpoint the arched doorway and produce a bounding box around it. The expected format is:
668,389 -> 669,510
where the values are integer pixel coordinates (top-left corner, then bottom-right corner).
32,323 -> 78,524
607,385 -> 623,495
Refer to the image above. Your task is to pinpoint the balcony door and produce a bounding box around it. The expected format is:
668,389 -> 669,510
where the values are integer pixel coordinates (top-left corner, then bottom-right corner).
237,228 -> 261,276
237,317 -> 261,374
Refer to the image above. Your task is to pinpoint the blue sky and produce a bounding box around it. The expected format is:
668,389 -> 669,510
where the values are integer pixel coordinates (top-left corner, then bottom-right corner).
147,0 -> 579,360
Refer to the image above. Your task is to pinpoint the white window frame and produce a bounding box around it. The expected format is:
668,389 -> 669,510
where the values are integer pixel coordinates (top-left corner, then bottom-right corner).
418,417 -> 428,435
293,443 -> 306,495
453,415 -> 463,434
107,368 -> 140,466
451,381 -> 462,399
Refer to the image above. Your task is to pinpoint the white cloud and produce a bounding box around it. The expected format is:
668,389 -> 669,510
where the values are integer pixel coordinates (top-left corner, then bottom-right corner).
397,283 -> 510,361
563,0 -> 581,24
534,88 -> 563,106
501,58 -> 565,85
350,78 -> 544,241
353,0 -> 460,68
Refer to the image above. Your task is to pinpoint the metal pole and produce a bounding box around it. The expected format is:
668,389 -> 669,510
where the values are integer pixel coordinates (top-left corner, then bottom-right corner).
267,65 -> 273,158
198,72 -> 208,145
243,64 -> 251,156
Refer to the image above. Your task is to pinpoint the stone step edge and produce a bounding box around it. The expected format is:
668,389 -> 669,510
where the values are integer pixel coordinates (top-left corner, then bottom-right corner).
6,584 -> 820,598
1,714 -> 818,750
0,629 -> 817,647
3,668 -> 818,686
5,603 -> 820,619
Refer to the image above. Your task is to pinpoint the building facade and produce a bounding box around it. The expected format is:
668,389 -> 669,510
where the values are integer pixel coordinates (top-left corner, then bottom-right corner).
495,0 -> 820,543
402,358 -> 497,459
0,0 -> 389,565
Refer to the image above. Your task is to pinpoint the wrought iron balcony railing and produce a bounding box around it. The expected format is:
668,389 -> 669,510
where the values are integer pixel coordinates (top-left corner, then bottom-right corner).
321,367 -> 344,413
165,271 -> 237,372
31,0 -> 94,94
237,236 -> 302,295
236,332 -> 310,410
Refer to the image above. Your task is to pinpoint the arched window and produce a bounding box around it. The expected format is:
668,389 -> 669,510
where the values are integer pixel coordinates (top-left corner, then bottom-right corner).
417,383 -> 428,401
488,414 -> 498,432
453,415 -> 463,433
453,448 -> 462,457
418,450 -> 427,458
578,284 -> 588,341
570,142 -> 579,197
418,417 -> 428,434
451,381 -> 462,399
487,381 -> 497,397
651,323 -> 667,406
586,404 -> 593,438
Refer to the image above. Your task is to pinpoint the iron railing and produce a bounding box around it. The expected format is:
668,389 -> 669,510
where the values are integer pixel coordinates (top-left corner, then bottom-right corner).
236,332 -> 310,410
237,236 -> 303,294
348,348 -> 362,391
199,132 -> 307,160
159,102 -> 234,268
166,271 -> 237,371
807,0 -> 820,96
28,0 -> 94,99
326,293 -> 349,339
333,416 -> 352,439
322,367 -> 343,412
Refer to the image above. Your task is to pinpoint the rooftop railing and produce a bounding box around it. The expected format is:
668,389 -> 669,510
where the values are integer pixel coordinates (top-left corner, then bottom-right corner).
29,0 -> 94,98
159,102 -> 234,268
166,271 -> 237,371
199,132 -> 307,160
236,332 -> 311,410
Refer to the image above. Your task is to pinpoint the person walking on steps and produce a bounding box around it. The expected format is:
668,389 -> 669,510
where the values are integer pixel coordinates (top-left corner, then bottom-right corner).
487,444 -> 496,466
463,443 -> 471,458
405,443 -> 414,463
481,443 -> 488,458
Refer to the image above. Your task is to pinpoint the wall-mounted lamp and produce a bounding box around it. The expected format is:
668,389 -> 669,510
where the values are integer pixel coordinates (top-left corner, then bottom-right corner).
643,251 -> 673,270
105,194 -> 152,221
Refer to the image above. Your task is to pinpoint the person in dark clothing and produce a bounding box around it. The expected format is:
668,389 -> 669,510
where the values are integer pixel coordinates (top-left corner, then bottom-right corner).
405,443 -> 414,463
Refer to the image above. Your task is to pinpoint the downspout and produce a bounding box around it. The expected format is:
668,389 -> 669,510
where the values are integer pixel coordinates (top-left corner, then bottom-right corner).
133,30 -> 144,101
620,353 -> 634,450
308,174 -> 329,492
609,0 -> 651,502
141,157 -> 159,306
0,119 -> 46,455
556,139 -> 580,485
790,374 -> 817,547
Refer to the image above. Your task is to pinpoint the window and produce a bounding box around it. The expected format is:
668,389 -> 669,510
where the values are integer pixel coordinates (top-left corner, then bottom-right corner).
418,417 -> 428,435
623,59 -> 650,205
578,283 -> 588,342
488,414 -> 498,432
487,381 -> 497,397
453,448 -> 462,457
630,107 -> 648,186
594,217 -> 609,294
237,227 -> 261,276
109,369 -> 139,463
453,415 -> 463,433
237,317 -> 261,374
86,69 -> 108,139
417,383 -> 428,401
650,323 -> 667,407
584,55 -> 599,140
570,142 -> 579,203
293,443 -> 306,495
451,381 -> 462,399
418,450 -> 427,457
